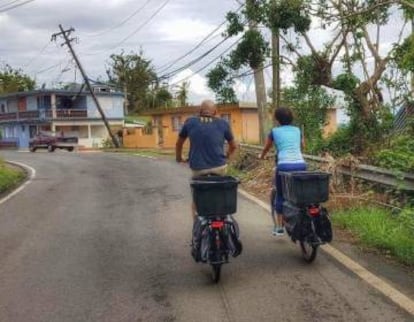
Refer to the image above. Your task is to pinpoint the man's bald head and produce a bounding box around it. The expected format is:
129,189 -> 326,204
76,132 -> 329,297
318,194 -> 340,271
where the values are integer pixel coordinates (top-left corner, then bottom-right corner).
200,100 -> 217,116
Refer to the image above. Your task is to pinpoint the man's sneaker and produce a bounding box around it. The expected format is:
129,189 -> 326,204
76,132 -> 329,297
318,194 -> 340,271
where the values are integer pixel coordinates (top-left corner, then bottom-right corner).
272,226 -> 284,236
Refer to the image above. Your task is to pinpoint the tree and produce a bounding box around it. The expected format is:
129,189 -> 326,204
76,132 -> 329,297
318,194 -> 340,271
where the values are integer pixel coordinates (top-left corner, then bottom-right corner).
0,64 -> 35,94
208,0 -> 311,143
175,81 -> 190,107
146,86 -> 173,109
210,0 -> 414,154
284,85 -> 335,154
206,62 -> 238,104
106,51 -> 157,114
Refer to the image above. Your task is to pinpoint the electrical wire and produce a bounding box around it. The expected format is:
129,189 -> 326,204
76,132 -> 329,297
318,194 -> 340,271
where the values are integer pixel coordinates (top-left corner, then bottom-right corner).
0,0 -> 34,12
0,0 -> 25,9
159,36 -> 232,80
33,61 -> 62,75
156,3 -> 245,74
168,37 -> 242,87
111,0 -> 172,50
84,0 -> 153,37
23,41 -> 51,68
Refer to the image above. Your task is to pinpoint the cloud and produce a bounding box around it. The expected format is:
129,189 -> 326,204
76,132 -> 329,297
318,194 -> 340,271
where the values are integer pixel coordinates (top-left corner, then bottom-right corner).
0,0 -> 407,111
170,69 -> 214,104
157,18 -> 222,43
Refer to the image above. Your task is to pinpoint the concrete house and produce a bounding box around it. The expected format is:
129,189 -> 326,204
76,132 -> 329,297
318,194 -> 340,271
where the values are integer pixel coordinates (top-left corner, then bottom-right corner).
122,102 -> 338,149
0,86 -> 124,148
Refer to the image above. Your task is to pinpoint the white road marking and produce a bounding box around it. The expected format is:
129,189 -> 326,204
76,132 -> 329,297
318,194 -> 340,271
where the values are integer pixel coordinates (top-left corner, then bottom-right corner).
134,153 -> 156,159
0,161 -> 36,205
238,188 -> 414,316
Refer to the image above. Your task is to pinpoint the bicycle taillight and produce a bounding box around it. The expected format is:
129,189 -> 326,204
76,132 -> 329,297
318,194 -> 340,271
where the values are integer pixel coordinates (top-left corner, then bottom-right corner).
211,221 -> 224,229
308,206 -> 320,217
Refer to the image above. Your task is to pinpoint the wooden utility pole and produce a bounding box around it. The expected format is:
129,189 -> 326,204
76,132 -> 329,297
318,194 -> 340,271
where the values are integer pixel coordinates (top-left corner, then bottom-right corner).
51,25 -> 120,148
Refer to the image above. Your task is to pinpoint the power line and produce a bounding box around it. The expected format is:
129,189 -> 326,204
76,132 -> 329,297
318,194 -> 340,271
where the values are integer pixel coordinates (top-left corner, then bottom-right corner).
232,62 -> 273,80
111,0 -> 171,50
159,36 -> 233,80
168,37 -> 242,87
0,0 -> 34,12
0,0 -> 25,9
23,41 -> 51,68
84,0 -> 153,37
156,3 -> 245,74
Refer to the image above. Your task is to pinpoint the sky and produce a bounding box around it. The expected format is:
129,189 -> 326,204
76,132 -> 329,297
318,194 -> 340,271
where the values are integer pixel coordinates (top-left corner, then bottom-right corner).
0,0 -> 410,118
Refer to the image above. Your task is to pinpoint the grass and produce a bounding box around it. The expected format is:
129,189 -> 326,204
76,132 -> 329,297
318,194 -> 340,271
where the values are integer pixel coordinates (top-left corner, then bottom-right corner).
332,207 -> 414,265
0,159 -> 25,194
124,115 -> 152,124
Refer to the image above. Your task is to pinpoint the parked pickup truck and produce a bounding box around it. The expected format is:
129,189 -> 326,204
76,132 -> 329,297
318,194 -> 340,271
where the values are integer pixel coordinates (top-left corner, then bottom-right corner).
29,132 -> 78,152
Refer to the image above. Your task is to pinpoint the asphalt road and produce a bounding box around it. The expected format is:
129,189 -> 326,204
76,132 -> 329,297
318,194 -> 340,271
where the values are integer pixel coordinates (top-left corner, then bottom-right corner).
0,151 -> 412,322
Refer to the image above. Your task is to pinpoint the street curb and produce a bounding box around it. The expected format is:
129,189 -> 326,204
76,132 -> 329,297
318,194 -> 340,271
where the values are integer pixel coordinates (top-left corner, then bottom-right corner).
238,188 -> 414,316
0,161 -> 36,206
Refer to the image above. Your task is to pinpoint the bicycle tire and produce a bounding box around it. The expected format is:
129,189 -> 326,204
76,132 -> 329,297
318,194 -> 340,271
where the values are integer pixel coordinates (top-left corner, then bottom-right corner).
300,241 -> 318,263
211,264 -> 221,283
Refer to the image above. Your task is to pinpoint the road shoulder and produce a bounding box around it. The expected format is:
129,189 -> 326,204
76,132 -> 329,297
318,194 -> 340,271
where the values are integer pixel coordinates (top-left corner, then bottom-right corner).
238,188 -> 414,316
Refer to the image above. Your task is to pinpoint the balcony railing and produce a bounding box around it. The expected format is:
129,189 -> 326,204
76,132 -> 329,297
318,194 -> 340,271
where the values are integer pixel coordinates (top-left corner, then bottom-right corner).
0,112 -> 17,121
0,109 -> 87,122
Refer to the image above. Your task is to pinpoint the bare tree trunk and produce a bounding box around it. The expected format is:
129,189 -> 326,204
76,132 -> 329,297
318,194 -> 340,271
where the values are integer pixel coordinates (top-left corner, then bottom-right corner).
253,64 -> 267,144
123,84 -> 129,116
244,0 -> 267,144
411,19 -> 414,95
272,29 -> 280,112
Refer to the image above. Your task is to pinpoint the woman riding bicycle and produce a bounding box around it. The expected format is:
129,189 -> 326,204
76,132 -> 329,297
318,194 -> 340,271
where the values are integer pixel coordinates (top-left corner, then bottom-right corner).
259,107 -> 307,236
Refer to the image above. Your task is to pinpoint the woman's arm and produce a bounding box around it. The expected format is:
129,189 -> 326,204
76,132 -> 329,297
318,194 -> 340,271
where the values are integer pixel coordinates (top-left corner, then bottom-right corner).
259,137 -> 273,159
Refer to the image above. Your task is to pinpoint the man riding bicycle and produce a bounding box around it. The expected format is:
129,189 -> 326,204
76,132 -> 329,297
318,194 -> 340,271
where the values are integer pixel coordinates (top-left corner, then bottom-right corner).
175,99 -> 238,221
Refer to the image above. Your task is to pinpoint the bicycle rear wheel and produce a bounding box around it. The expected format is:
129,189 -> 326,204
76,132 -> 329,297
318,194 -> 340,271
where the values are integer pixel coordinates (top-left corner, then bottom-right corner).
211,264 -> 222,283
300,241 -> 318,263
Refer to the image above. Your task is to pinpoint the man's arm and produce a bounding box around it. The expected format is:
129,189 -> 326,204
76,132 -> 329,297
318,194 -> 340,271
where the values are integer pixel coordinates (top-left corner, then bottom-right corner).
226,139 -> 238,160
175,136 -> 186,162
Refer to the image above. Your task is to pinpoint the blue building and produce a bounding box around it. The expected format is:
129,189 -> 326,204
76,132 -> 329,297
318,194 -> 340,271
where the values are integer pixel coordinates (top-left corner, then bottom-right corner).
0,86 -> 124,148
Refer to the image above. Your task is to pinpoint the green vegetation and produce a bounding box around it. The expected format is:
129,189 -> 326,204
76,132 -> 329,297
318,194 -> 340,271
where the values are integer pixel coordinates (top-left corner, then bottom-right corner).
0,159 -> 25,194
124,115 -> 152,124
371,134 -> 414,172
0,64 -> 35,94
106,51 -> 174,114
332,207 -> 414,265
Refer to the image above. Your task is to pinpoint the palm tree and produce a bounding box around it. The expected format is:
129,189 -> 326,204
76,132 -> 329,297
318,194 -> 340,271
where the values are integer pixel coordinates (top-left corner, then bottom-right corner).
175,81 -> 190,107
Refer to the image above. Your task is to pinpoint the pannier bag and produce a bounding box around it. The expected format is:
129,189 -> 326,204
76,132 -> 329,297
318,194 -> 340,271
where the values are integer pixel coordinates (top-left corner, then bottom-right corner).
314,207 -> 333,243
191,216 -> 242,262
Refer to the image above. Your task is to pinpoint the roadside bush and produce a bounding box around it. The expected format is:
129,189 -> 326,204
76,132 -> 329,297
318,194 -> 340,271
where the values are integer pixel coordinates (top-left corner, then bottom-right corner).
371,134 -> 414,173
323,125 -> 353,156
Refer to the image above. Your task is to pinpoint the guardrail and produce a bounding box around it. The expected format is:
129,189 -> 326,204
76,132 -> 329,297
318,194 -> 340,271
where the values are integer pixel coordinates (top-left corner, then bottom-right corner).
239,143 -> 414,192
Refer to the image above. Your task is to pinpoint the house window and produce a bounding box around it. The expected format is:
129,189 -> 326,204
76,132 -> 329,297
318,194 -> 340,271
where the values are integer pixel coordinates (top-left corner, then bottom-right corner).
0,104 -> 5,113
221,114 -> 231,123
171,116 -> 182,131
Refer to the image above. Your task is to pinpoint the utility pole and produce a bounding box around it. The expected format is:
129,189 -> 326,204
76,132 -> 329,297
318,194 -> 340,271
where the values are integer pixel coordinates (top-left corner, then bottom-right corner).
51,25 -> 120,148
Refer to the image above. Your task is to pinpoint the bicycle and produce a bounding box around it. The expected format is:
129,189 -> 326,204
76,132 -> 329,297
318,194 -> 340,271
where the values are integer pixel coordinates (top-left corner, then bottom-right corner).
276,171 -> 333,262
190,175 -> 242,283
